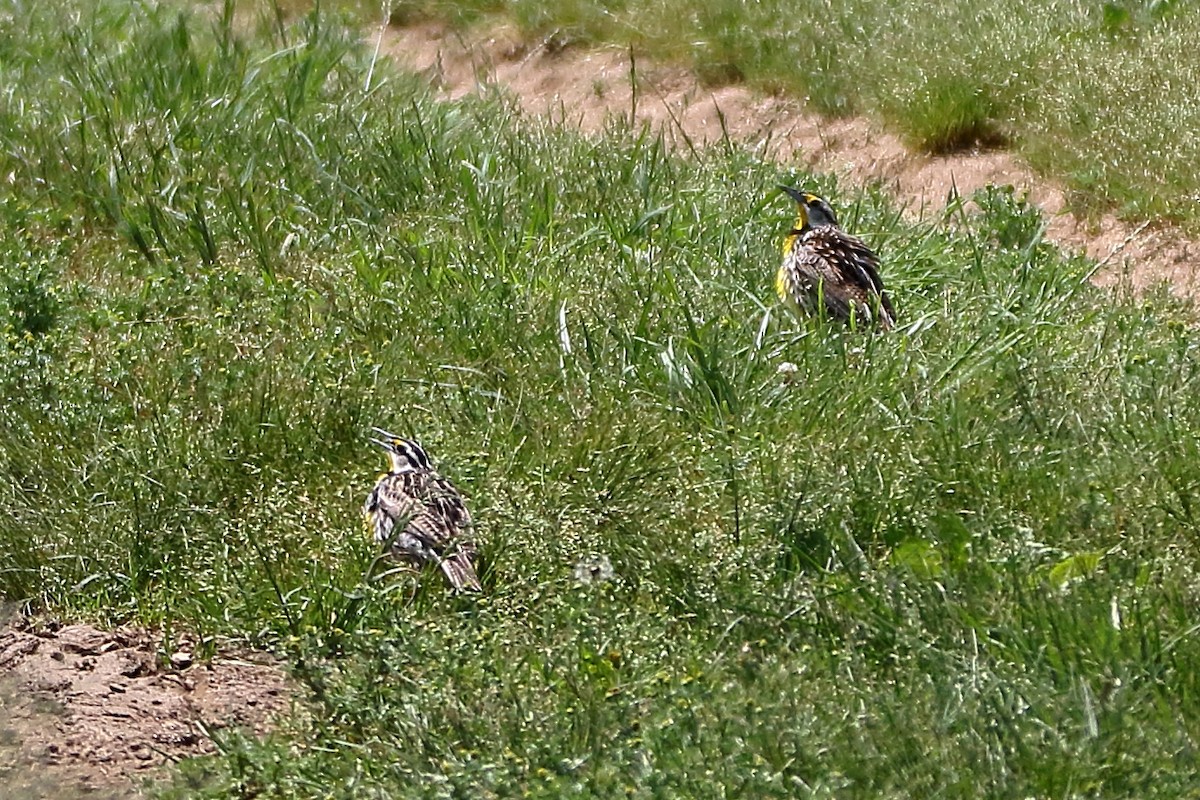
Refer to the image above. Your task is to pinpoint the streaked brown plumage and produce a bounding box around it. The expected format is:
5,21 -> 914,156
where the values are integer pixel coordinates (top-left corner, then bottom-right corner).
363,430 -> 481,592
776,186 -> 896,330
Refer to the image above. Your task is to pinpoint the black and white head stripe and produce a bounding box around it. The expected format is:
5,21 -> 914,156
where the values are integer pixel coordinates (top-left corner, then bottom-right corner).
369,427 -> 433,473
395,439 -> 431,471
778,185 -> 841,231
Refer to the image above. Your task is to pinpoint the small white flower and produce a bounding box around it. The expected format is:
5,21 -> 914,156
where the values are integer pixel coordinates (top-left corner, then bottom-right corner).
573,554 -> 615,585
776,361 -> 800,384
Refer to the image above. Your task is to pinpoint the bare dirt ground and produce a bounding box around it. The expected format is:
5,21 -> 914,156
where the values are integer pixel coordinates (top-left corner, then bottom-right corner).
377,21 -> 1198,296
0,614 -> 290,799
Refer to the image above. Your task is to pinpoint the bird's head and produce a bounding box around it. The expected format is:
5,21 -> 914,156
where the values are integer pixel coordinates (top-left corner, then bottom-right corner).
779,185 -> 840,233
369,428 -> 432,474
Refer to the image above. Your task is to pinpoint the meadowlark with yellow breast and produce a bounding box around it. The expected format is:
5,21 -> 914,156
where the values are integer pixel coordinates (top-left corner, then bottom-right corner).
363,430 -> 481,592
776,186 -> 896,331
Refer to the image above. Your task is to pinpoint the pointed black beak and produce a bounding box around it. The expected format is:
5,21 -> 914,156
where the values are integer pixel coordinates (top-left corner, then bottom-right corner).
777,184 -> 809,204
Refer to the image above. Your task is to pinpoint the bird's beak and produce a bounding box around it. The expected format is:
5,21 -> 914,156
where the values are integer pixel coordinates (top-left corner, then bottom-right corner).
370,426 -> 401,439
369,427 -> 401,450
777,184 -> 809,205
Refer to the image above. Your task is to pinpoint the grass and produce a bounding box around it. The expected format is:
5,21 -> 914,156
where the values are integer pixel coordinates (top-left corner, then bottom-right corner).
4,0 -> 1200,796
387,0 -> 1200,225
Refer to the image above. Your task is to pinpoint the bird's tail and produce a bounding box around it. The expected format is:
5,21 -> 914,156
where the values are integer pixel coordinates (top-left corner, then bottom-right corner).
439,553 -> 482,592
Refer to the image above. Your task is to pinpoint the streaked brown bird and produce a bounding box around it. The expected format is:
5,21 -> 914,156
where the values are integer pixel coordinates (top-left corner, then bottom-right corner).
776,186 -> 896,331
363,430 -> 481,592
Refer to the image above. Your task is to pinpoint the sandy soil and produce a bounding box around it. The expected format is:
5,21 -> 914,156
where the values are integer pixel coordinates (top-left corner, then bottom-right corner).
376,21 -> 1198,295
0,616 -> 290,799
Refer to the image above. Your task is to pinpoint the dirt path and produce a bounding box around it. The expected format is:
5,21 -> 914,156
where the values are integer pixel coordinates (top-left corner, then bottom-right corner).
378,21 -> 1197,296
0,615 -> 289,798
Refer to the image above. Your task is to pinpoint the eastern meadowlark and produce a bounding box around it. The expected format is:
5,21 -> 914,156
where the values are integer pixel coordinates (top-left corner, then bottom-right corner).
363,430 -> 482,592
776,186 -> 896,331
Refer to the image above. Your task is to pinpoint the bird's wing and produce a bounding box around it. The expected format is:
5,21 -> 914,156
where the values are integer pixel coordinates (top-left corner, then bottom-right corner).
410,475 -> 481,590
397,475 -> 475,554
430,477 -> 474,543
365,473 -> 420,547
802,229 -> 894,326
791,243 -> 857,321
838,235 -> 896,327
368,471 -> 480,590
837,233 -> 888,294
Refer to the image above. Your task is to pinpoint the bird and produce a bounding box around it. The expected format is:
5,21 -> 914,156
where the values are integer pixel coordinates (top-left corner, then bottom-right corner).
776,186 -> 896,331
363,429 -> 482,592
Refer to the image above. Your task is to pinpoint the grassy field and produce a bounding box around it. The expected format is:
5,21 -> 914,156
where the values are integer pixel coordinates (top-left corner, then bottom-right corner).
390,0 -> 1200,226
4,1 -> 1200,797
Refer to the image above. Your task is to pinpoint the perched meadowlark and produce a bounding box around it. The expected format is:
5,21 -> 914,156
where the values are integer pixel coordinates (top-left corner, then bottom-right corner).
363,429 -> 482,592
776,186 -> 896,331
